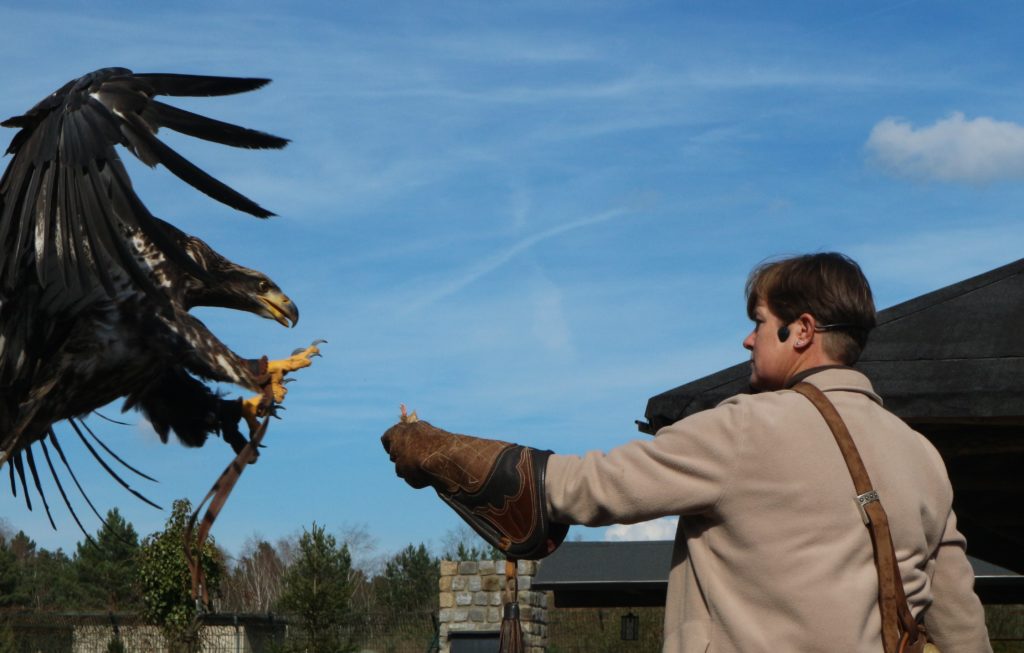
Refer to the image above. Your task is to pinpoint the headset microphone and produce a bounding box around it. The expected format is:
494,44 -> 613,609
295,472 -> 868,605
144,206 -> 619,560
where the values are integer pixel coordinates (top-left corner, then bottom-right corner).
777,325 -> 790,342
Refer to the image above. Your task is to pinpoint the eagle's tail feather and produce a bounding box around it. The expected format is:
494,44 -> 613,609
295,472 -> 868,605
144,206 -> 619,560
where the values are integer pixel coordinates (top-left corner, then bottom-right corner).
40,436 -> 91,541
69,420 -> 162,510
10,452 -> 32,510
79,418 -> 158,483
49,429 -> 106,526
23,446 -> 56,530
90,411 -> 132,427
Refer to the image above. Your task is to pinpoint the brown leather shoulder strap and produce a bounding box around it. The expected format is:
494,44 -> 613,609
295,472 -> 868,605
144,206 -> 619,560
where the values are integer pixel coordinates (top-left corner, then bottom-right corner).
792,382 -> 919,653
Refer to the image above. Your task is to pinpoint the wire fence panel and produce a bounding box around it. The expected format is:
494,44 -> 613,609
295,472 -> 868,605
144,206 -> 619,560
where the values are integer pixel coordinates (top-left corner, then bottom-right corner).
0,610 -> 438,653
6,606 -> 1019,652
545,607 -> 664,653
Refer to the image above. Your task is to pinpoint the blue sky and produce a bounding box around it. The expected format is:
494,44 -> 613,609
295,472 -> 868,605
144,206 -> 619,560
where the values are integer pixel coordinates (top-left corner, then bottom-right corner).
2,0 -> 1024,562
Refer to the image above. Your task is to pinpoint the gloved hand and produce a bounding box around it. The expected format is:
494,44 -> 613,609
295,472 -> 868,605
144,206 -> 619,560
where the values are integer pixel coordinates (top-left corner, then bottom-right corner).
380,406 -> 569,559
381,405 -> 515,492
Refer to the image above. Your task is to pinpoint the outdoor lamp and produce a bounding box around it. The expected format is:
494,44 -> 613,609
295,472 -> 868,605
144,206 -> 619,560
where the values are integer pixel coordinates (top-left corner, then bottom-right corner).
621,612 -> 639,641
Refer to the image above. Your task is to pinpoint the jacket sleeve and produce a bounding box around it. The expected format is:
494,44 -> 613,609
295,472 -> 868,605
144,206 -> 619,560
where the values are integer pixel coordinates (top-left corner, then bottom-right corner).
923,510 -> 992,652
544,398 -> 748,526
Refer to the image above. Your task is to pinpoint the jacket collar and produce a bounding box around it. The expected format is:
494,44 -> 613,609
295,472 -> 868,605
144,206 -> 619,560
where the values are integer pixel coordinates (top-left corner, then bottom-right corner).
786,366 -> 883,406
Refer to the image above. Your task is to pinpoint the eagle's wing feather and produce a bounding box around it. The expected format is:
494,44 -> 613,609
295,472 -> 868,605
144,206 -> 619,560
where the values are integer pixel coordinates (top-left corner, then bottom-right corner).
119,108 -> 277,217
145,100 -> 288,150
0,67 -> 287,307
132,72 -> 272,98
0,68 -> 303,533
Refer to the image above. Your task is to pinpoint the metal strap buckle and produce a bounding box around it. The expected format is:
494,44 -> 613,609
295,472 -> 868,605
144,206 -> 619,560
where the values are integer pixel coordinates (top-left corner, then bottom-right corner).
855,490 -> 880,525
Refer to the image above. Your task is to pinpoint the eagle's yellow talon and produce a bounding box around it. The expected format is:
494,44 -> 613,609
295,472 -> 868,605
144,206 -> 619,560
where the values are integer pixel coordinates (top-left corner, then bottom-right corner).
267,344 -> 320,376
248,341 -> 324,426
240,395 -> 264,436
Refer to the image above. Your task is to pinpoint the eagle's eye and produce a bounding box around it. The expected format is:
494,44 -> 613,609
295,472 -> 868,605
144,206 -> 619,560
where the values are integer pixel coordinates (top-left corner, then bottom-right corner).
257,280 -> 270,293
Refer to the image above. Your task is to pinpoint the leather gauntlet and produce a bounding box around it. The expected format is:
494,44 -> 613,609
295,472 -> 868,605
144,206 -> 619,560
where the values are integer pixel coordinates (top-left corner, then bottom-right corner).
381,413 -> 568,559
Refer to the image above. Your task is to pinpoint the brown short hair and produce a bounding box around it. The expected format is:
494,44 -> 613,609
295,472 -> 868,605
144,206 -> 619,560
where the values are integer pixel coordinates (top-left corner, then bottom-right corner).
745,253 -> 877,364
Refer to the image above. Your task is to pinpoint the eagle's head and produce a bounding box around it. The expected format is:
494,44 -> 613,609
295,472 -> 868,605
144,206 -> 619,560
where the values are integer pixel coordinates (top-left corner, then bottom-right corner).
220,267 -> 300,327
181,235 -> 299,327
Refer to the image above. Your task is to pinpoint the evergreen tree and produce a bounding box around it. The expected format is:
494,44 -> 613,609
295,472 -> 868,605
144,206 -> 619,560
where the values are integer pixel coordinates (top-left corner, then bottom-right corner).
7,531 -> 34,562
0,534 -> 25,608
379,544 -> 439,615
75,508 -> 142,611
0,530 -> 79,610
439,524 -> 503,562
278,523 -> 356,653
450,541 -> 502,562
25,547 -> 80,610
0,618 -> 14,653
137,499 -> 223,653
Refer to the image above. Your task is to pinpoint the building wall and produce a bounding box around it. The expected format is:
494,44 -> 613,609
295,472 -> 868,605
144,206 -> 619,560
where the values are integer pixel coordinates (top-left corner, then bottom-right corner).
438,559 -> 548,653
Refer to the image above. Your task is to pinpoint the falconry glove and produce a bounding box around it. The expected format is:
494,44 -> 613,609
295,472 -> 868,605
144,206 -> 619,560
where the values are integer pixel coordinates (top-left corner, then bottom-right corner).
381,409 -> 568,560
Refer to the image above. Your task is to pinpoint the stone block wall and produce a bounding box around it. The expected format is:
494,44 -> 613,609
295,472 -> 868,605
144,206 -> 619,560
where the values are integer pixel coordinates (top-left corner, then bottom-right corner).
438,559 -> 548,653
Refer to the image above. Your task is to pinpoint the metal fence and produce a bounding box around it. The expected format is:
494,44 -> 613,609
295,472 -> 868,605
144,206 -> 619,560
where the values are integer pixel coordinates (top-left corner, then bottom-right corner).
544,604 -> 1024,653
4,606 -> 1021,652
0,610 -> 438,653
546,607 -> 664,653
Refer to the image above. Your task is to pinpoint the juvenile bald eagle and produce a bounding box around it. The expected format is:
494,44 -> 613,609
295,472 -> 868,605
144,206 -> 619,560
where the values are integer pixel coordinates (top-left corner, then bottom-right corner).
0,67 -> 318,530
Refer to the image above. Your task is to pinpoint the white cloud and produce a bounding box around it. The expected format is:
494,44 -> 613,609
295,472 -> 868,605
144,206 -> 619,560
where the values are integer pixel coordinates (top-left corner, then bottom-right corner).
605,517 -> 678,541
866,112 -> 1024,183
530,283 -> 573,354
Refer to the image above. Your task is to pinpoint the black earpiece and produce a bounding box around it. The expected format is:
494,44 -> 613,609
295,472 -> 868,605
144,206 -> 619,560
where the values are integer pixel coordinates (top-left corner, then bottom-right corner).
777,325 -> 790,342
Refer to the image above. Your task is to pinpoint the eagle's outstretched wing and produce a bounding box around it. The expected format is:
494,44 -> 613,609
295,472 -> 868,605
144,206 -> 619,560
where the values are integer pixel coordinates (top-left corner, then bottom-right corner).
0,67 -> 288,311
0,68 -> 302,532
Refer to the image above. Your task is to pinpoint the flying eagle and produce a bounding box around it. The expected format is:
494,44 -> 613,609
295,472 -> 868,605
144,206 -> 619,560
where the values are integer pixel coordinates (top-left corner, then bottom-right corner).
0,67 -> 319,531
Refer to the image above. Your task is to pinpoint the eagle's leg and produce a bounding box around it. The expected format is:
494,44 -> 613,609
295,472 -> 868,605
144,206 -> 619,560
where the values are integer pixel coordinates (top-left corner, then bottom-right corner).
240,396 -> 265,437
240,340 -> 324,436
124,368 -> 254,456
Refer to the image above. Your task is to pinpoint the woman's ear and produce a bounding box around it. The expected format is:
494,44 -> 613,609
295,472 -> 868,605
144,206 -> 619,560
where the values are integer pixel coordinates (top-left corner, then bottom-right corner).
794,313 -> 817,348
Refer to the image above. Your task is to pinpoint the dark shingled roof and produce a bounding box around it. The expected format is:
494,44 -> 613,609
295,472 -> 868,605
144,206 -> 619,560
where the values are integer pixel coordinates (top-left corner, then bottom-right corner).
534,541 -> 1023,607
532,541 -> 671,607
636,257 -> 1024,574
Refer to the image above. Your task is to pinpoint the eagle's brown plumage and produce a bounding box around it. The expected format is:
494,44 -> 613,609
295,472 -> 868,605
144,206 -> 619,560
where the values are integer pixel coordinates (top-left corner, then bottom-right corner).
0,67 -> 312,534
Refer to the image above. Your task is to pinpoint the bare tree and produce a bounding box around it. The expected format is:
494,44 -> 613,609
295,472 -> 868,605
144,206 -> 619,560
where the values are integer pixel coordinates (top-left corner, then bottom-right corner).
338,523 -> 381,575
221,525 -> 376,614
221,536 -> 287,613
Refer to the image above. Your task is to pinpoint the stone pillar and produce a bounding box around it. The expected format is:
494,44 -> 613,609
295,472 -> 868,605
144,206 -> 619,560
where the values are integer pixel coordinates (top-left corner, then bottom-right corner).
438,559 -> 547,653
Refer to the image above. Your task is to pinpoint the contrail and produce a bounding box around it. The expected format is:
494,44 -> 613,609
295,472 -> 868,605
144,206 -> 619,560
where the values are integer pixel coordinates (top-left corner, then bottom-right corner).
406,208 -> 628,313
